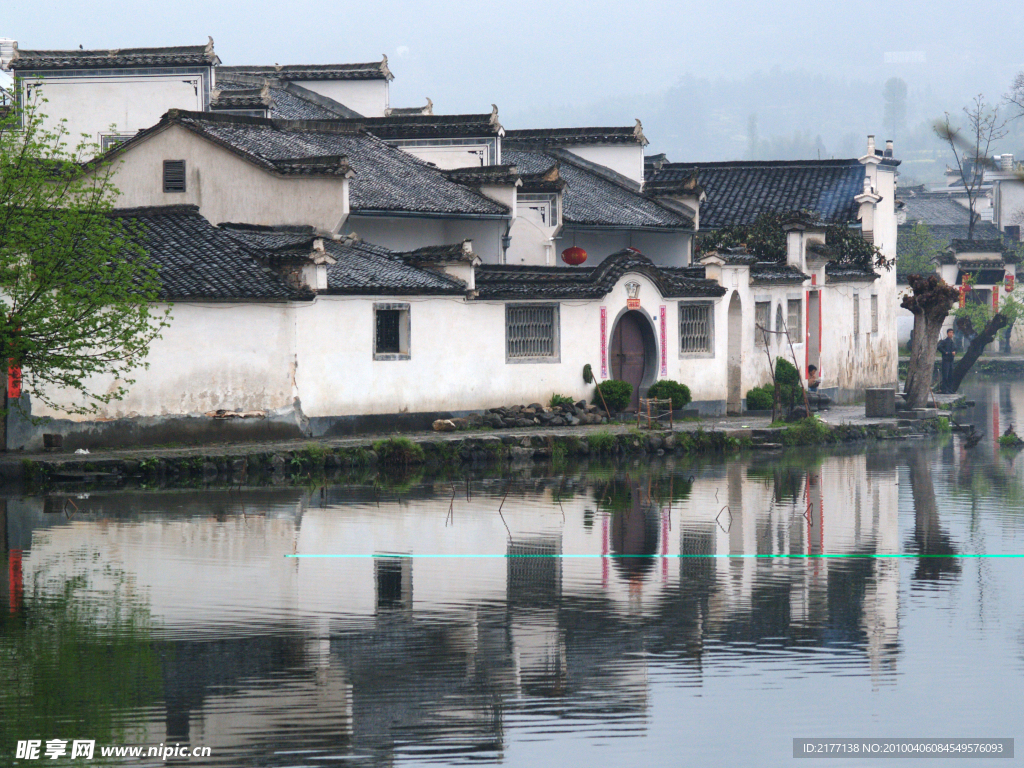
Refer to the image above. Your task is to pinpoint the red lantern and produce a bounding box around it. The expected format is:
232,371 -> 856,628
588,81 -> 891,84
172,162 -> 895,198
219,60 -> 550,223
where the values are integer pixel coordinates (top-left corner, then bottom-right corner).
1006,274 -> 1015,293
561,246 -> 587,266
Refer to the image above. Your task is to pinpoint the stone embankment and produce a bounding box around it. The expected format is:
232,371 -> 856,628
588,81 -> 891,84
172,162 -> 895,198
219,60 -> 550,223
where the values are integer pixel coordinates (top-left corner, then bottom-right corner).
9,413 -> 949,491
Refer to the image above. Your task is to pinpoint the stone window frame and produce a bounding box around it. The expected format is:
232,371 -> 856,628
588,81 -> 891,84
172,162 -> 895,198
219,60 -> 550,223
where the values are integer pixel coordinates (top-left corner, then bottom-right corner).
506,303 -> 560,363
373,302 -> 411,361
754,298 -> 771,346
853,293 -> 861,346
786,295 -> 803,341
678,300 -> 715,358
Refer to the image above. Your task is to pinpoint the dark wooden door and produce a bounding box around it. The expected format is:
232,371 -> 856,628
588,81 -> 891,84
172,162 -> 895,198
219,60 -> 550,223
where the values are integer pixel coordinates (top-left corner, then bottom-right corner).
610,312 -> 645,411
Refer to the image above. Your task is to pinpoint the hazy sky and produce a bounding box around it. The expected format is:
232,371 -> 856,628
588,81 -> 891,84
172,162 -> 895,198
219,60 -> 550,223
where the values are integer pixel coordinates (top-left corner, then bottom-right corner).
3,0 -> 1023,156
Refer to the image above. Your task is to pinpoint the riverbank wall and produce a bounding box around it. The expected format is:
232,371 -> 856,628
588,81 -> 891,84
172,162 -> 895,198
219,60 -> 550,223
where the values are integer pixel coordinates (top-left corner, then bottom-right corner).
7,415 -> 950,492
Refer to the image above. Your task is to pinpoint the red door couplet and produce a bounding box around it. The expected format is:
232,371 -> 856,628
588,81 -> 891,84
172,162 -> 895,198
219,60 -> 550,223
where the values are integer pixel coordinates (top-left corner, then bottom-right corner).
610,312 -> 647,412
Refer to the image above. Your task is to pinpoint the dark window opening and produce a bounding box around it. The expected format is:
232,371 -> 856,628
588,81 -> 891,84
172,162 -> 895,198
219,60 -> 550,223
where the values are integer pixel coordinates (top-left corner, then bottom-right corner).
376,560 -> 404,608
163,160 -> 186,193
376,310 -> 401,354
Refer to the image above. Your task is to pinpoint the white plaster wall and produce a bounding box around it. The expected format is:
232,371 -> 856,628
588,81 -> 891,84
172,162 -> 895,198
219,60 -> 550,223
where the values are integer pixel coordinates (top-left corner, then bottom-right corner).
293,271 -> 729,418
398,144 -> 493,170
22,73 -> 206,148
564,144 -> 645,186
632,231 -> 691,267
293,79 -> 388,117
994,178 -> 1024,232
32,302 -> 297,421
506,204 -> 555,265
109,125 -> 349,231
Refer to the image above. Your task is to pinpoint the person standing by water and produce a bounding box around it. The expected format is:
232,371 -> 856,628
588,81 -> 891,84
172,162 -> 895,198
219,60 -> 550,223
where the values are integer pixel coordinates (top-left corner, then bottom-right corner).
937,328 -> 957,393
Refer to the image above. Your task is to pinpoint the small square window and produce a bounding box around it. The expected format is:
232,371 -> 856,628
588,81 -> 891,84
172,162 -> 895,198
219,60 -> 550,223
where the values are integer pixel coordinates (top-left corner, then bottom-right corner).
163,160 -> 186,193
374,303 -> 410,360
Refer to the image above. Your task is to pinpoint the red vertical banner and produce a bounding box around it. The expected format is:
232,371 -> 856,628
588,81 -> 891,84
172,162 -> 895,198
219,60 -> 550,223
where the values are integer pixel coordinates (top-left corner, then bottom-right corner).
993,285 -> 1000,311
659,305 -> 668,377
600,306 -> 608,379
7,364 -> 21,400
8,549 -> 23,613
601,514 -> 609,589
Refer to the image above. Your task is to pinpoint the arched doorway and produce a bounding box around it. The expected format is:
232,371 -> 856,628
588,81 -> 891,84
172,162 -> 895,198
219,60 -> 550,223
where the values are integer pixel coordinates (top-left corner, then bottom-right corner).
727,292 -> 743,414
610,310 -> 657,412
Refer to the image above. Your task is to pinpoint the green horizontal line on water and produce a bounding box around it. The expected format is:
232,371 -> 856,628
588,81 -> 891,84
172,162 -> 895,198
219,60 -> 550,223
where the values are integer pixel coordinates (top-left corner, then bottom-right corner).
285,553 -> 1024,559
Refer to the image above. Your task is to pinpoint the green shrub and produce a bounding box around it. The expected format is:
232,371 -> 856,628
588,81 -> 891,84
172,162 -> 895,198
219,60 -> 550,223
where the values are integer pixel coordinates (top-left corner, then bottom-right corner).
998,433 -> 1024,448
372,437 -> 425,465
646,379 -> 692,409
937,416 -> 951,433
780,417 -> 835,446
774,357 -> 800,387
549,393 -> 575,407
745,385 -> 774,410
593,380 -> 632,412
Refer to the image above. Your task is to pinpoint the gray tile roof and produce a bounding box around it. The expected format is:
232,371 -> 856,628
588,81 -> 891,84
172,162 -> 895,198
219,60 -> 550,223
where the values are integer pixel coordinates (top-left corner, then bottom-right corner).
219,225 -> 466,295
949,238 -> 1009,254
323,241 -> 466,294
897,223 -> 1005,271
215,76 -> 361,119
112,111 -> 509,217
210,87 -> 270,110
9,40 -> 219,70
646,159 -> 869,229
332,110 -> 503,139
504,149 -> 692,230
825,262 -> 880,282
504,121 -> 647,147
442,165 -> 520,186
475,249 -> 724,300
900,193 -> 974,226
218,58 -> 392,81
111,206 -> 304,300
395,242 -> 477,265
750,263 -> 810,284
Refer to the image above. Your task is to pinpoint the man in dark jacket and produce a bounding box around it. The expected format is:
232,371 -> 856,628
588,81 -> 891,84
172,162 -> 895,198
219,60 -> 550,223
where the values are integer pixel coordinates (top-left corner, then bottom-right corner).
937,328 -> 956,392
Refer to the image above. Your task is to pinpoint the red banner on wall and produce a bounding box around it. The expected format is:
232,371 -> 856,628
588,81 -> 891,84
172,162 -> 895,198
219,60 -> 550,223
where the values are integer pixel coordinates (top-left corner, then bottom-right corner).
993,285 -> 1000,311
7,363 -> 21,400
600,307 -> 608,379
659,305 -> 668,377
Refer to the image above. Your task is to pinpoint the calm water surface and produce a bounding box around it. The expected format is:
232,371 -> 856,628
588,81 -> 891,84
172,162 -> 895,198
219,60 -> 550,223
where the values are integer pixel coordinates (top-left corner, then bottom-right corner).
3,380 -> 1024,767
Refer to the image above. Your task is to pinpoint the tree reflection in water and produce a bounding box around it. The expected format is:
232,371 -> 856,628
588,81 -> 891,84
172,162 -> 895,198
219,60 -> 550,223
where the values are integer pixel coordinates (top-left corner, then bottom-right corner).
907,450 -> 961,581
0,545 -> 162,756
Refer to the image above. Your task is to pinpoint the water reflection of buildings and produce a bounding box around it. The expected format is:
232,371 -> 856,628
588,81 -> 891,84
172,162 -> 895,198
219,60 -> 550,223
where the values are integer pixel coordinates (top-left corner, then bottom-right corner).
2,450 -> 909,764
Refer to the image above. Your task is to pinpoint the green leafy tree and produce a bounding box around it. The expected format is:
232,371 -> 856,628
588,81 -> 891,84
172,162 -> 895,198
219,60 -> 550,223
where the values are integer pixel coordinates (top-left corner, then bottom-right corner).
0,95 -> 169,418
897,222 -> 942,279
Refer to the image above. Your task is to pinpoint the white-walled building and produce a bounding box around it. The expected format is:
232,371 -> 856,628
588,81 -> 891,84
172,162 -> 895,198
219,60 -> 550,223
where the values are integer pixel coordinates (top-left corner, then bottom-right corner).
1,40 -> 903,448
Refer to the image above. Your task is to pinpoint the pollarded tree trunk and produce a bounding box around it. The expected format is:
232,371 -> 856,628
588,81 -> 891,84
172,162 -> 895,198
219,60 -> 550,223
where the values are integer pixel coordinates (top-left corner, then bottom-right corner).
901,275 -> 959,409
943,313 -> 1010,393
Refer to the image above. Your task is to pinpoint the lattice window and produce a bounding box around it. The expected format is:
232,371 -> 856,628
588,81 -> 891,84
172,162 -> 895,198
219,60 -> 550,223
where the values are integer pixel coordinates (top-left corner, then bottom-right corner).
755,301 -> 771,345
100,134 -> 134,151
163,160 -> 186,193
679,302 -> 713,354
787,298 -> 802,340
506,304 -> 559,361
871,294 -> 879,334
